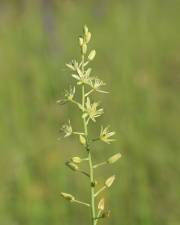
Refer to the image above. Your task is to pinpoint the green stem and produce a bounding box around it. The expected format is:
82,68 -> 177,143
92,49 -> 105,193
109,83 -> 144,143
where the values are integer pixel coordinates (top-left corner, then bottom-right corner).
94,186 -> 106,197
81,55 -> 96,225
93,161 -> 107,169
94,210 -> 102,225
73,199 -> 90,207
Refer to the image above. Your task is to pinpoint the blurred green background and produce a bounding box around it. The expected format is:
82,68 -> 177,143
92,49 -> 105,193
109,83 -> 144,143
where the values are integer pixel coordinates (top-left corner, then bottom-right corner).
0,0 -> 180,225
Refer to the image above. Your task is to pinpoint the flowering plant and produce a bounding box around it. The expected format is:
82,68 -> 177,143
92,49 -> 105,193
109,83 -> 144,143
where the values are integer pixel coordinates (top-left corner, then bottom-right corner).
58,25 -> 121,225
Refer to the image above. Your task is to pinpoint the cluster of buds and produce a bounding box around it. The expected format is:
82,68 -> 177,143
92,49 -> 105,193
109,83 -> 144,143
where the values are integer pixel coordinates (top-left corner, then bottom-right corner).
79,25 -> 92,55
59,25 -> 122,225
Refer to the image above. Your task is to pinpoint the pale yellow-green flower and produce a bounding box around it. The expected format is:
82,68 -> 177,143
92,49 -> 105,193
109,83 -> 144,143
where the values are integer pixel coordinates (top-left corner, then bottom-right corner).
83,97 -> 103,122
72,67 -> 92,85
61,120 -> 73,138
66,60 -> 78,71
65,86 -> 76,100
100,126 -> 115,144
89,77 -> 108,94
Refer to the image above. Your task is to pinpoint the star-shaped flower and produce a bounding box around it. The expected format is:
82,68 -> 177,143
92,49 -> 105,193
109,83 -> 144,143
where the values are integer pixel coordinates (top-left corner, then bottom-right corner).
83,97 -> 104,122
90,77 -> 108,93
72,67 -> 92,85
99,126 -> 116,144
60,120 -> 73,138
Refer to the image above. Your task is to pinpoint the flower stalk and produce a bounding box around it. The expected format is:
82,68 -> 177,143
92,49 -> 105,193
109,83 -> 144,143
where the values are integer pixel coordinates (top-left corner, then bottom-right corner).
59,25 -> 122,225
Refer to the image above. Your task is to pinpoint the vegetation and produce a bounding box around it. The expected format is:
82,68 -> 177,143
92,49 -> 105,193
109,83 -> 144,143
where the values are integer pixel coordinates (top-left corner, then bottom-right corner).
59,25 -> 121,225
0,1 -> 180,225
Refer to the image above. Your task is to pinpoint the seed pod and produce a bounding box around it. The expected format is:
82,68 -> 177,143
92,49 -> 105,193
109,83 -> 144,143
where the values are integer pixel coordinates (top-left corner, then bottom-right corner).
105,175 -> 115,188
79,135 -> 86,145
60,192 -> 75,202
71,157 -> 82,164
79,36 -> 84,46
107,153 -> 121,164
85,32 -> 91,43
98,198 -> 105,211
82,43 -> 87,55
66,161 -> 79,171
88,50 -> 96,61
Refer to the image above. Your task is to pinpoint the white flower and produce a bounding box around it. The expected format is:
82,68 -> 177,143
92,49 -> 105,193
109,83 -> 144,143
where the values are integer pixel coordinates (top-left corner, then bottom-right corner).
65,86 -> 76,100
100,126 -> 115,144
66,60 -> 78,71
84,97 -> 104,122
61,120 -> 73,137
72,67 -> 92,85
90,78 -> 108,93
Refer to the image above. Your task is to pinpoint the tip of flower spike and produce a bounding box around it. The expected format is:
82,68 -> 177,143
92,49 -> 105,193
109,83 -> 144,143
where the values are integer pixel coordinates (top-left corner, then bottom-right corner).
83,25 -> 88,34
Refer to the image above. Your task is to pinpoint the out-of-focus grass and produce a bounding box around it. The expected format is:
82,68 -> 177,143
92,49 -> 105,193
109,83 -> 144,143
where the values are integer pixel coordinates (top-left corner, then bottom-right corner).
0,1 -> 180,225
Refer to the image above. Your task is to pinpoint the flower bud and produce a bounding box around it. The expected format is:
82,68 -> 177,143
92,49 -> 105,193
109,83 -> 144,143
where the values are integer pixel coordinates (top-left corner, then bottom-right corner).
82,43 -> 87,55
66,161 -> 79,171
107,153 -> 121,164
71,157 -> 82,164
79,36 -> 84,46
83,25 -> 88,35
60,192 -> 75,202
98,198 -> 105,211
79,135 -> 86,145
105,175 -> 115,188
88,50 -> 96,61
85,32 -> 91,43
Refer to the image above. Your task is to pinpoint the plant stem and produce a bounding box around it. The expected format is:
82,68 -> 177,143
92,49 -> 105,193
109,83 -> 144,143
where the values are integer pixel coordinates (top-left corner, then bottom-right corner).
81,55 -> 96,225
93,161 -> 107,169
94,186 -> 106,197
73,199 -> 90,207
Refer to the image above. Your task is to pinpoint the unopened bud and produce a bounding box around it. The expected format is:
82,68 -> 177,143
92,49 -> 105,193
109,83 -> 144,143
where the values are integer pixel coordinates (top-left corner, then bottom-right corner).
107,153 -> 121,164
79,36 -> 84,46
85,32 -> 91,43
98,198 -> 105,211
79,135 -> 86,145
60,192 -> 75,202
105,175 -> 115,188
82,43 -> 87,55
88,50 -> 96,61
66,161 -> 79,171
71,157 -> 82,164
83,25 -> 88,35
